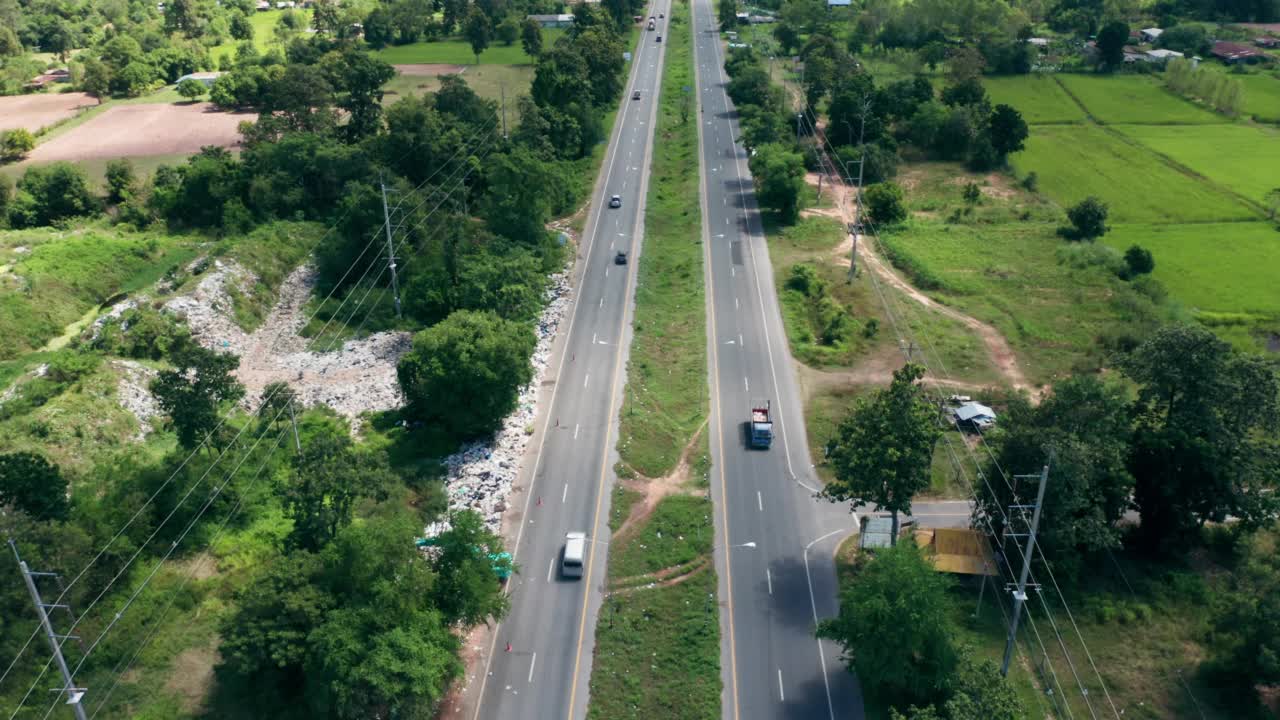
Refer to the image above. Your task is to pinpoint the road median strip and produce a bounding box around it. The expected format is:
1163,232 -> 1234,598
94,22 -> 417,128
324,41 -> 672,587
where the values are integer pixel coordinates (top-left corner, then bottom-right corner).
587,5 -> 720,719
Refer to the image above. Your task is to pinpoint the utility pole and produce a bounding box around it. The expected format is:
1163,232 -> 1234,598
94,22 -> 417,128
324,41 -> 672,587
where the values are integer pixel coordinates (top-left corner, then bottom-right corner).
847,96 -> 872,282
10,540 -> 88,720
500,81 -> 508,140
379,178 -> 402,319
1001,464 -> 1050,677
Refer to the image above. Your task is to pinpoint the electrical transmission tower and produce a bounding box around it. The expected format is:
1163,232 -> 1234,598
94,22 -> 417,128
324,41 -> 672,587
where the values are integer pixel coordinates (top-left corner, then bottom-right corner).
1002,465 -> 1049,677
9,540 -> 88,720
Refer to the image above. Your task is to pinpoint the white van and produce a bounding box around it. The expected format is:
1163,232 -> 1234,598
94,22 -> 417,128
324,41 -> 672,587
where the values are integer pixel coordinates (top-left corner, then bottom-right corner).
562,532 -> 586,579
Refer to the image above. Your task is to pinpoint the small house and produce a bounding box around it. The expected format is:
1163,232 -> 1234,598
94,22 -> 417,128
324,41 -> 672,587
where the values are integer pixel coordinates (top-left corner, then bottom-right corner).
1256,36 -> 1280,49
527,13 -> 574,27
176,71 -> 224,88
1145,48 -> 1183,63
747,14 -> 776,23
1212,41 -> 1271,64
1122,45 -> 1147,62
1026,37 -> 1049,48
1140,27 -> 1163,43
734,11 -> 750,23
26,68 -> 70,89
255,0 -> 270,9
953,401 -> 997,431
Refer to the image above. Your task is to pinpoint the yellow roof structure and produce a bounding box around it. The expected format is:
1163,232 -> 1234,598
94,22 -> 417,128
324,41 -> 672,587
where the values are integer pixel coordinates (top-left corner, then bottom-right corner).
914,528 -> 998,576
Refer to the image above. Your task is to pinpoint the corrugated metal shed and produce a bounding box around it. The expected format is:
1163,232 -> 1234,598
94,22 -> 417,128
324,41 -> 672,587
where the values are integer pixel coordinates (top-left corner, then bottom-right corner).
954,401 -> 995,422
860,516 -> 894,549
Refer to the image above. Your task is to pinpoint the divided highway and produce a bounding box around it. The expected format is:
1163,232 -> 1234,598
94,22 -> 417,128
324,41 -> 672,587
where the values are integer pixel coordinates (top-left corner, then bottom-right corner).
689,0 -> 865,717
469,4 -> 671,718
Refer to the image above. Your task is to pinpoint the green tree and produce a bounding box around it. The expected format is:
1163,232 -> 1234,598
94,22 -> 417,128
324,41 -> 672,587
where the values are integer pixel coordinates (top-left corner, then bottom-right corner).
11,162 -> 96,227
822,363 -> 940,538
521,18 -> 543,57
1122,324 -> 1280,552
1123,244 -> 1155,278
429,511 -> 512,625
176,77 -> 206,101
496,14 -> 520,45
282,427 -> 395,551
1097,20 -> 1129,68
0,452 -> 70,521
229,11 -> 254,41
719,0 -> 740,28
104,158 -> 136,203
396,310 -> 536,437
483,147 -> 555,245
818,541 -> 956,706
0,128 -> 35,162
980,376 -> 1134,579
865,181 -> 908,225
940,647 -> 1027,720
218,550 -> 331,690
464,6 -> 491,64
1211,533 -> 1280,691
150,338 -> 245,451
1062,195 -> 1108,240
748,142 -> 805,223
987,104 -> 1027,160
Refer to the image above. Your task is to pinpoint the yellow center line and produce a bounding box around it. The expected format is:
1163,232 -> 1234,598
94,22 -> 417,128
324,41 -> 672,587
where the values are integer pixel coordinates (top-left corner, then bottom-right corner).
564,1 -> 671,716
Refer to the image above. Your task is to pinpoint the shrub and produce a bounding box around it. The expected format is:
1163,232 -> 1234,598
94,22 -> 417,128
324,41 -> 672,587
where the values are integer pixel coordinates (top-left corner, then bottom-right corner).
0,128 -> 36,162
865,182 -> 907,226
1122,244 -> 1155,279
1059,196 -> 1109,241
1020,171 -> 1038,192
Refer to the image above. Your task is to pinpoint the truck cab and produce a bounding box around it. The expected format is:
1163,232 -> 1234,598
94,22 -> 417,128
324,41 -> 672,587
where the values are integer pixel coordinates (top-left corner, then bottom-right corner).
749,402 -> 774,449
647,17 -> 656,30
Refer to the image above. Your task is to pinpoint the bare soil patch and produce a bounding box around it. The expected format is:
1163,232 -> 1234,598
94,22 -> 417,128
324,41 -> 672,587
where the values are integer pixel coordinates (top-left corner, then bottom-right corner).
162,641 -> 219,714
0,92 -> 98,133
24,103 -> 253,163
612,422 -> 707,543
393,63 -> 467,76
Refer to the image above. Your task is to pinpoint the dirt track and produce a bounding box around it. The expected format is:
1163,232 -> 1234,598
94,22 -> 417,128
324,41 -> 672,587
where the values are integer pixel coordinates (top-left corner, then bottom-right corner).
23,102 -> 253,163
0,92 -> 98,133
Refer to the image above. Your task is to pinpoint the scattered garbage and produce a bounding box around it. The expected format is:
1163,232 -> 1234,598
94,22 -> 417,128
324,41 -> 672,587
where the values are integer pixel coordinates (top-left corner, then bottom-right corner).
114,360 -> 160,441
424,267 -> 573,535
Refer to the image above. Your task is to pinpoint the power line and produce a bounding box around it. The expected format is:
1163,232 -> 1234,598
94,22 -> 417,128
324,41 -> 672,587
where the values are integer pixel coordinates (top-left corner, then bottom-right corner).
794,85 -> 1123,718
4,124 -> 502,715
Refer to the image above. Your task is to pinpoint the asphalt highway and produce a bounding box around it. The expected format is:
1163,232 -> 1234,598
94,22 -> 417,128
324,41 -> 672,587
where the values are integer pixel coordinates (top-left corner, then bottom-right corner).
468,4 -> 671,718
689,0 -> 867,717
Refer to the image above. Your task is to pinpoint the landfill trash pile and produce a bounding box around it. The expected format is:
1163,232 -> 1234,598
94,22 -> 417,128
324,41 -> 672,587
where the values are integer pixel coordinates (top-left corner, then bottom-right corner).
88,297 -> 141,341
114,360 -> 160,441
0,363 -> 47,406
164,262 -> 411,428
424,268 -> 574,537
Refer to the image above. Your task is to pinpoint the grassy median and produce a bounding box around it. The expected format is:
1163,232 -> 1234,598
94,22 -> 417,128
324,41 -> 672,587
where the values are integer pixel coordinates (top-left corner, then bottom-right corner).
615,3 -> 707,480
589,6 -> 721,719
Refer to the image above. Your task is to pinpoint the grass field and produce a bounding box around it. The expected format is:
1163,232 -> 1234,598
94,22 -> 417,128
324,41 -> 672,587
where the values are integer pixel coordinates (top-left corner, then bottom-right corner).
1056,74 -> 1223,124
1009,124 -> 1257,224
374,29 -> 566,66
210,9 -> 313,65
1236,72 -> 1280,122
381,64 -> 534,106
1104,221 -> 1280,318
617,7 -> 707,478
1115,123 -> 1280,205
983,75 -> 1086,124
0,226 -> 201,359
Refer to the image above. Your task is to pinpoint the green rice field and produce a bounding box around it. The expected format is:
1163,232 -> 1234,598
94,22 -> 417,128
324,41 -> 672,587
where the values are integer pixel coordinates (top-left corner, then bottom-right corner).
1116,123 -> 1280,205
1056,74 -> 1223,124
1104,222 -> 1280,318
1009,124 -> 1257,224
983,74 -> 1086,124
